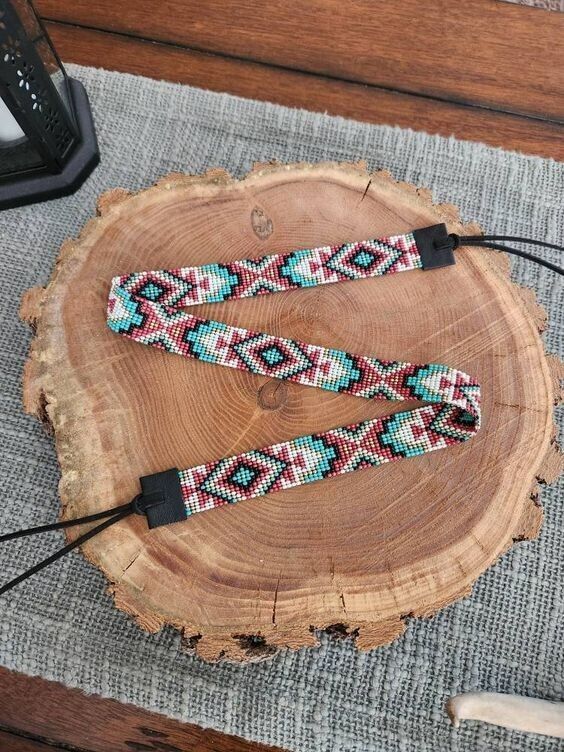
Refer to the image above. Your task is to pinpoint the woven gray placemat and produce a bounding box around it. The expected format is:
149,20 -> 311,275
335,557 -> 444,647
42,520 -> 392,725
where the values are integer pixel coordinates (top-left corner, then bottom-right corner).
0,64 -> 562,752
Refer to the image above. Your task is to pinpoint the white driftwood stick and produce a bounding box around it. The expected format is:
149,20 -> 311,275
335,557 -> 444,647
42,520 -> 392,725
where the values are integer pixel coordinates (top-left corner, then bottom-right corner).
447,692 -> 564,739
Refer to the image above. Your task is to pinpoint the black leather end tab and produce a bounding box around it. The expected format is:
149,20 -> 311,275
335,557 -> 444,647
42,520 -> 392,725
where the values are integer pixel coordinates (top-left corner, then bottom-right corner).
139,468 -> 186,529
413,224 -> 456,270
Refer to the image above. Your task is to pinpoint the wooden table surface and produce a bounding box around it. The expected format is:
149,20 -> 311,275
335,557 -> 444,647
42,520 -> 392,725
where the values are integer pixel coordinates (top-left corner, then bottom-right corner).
40,0 -> 564,160
1,1 -> 562,750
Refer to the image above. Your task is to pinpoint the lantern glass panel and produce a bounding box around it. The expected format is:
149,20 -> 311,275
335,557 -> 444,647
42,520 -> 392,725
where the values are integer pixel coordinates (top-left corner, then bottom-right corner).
0,99 -> 43,174
0,91 -> 44,178
8,0 -> 74,120
0,0 -> 79,180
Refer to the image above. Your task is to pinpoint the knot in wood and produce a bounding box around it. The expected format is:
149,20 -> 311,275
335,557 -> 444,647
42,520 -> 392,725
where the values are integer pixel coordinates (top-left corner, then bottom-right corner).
257,379 -> 289,410
251,206 -> 273,239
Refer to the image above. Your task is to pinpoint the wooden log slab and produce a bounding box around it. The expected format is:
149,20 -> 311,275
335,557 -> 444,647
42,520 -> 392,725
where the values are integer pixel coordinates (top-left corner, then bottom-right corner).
21,162 -> 563,662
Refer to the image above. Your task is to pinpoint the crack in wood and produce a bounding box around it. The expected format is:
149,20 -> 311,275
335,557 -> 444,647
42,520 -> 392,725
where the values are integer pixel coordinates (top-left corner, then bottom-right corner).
138,727 -> 169,739
0,722 -> 89,751
272,571 -> 281,625
121,549 -> 143,577
359,179 -> 372,204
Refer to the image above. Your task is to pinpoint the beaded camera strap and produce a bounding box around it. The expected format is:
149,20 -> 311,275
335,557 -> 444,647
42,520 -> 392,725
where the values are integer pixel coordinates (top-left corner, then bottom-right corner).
105,223 -> 481,528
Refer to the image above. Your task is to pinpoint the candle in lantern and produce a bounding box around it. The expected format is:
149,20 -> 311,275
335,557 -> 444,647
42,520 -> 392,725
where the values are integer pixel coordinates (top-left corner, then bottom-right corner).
0,96 -> 25,145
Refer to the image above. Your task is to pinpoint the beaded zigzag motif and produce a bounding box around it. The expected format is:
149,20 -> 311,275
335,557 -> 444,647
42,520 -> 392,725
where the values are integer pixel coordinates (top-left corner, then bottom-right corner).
107,232 -> 480,516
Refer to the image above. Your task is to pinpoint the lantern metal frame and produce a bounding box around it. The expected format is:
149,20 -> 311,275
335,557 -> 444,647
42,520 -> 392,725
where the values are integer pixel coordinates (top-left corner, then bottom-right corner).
0,0 -> 99,209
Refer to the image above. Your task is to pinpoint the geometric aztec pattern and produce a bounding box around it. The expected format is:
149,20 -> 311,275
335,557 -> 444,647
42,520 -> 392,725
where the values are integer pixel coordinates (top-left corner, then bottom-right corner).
107,229 -> 481,518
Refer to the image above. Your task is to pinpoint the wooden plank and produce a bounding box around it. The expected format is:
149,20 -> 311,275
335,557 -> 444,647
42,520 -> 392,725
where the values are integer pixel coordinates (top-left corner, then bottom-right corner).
0,667 -> 284,752
47,23 -> 564,160
36,0 -> 564,120
0,730 -> 65,752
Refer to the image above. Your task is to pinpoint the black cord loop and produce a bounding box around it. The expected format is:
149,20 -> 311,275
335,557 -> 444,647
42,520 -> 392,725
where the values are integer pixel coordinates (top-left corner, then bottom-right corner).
0,499 -> 139,597
458,235 -> 564,252
447,234 -> 564,276
0,500 -> 136,543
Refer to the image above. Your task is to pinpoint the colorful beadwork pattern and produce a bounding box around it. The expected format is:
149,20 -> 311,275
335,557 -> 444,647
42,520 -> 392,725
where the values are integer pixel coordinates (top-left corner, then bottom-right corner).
107,230 -> 480,518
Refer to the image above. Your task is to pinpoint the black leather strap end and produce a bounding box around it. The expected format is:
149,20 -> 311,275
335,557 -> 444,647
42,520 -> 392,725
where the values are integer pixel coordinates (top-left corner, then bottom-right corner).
414,224 -> 456,270
139,468 -> 187,529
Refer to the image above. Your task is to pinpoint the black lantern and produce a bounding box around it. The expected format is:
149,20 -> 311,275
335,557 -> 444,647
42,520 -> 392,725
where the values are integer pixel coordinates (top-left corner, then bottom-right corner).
0,0 -> 98,209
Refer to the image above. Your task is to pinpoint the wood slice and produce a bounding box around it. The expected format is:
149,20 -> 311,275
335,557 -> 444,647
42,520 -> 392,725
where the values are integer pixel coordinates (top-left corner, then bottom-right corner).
21,163 -> 563,662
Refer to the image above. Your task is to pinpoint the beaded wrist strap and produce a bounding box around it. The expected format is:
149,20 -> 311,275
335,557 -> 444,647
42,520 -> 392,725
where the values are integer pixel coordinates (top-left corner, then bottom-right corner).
107,224 -> 480,526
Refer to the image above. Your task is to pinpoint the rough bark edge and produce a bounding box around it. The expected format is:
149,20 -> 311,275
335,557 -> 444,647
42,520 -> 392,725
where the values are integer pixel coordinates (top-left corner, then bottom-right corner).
19,162 -> 563,663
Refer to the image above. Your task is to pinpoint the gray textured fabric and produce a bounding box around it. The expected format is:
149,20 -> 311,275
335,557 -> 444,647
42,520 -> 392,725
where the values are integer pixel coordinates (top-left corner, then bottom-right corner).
499,0 -> 564,10
0,65 -> 562,752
